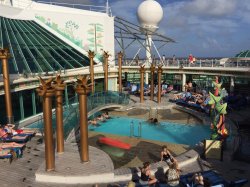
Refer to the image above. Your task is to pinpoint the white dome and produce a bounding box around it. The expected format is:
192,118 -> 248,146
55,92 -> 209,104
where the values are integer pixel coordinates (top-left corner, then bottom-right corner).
137,0 -> 163,32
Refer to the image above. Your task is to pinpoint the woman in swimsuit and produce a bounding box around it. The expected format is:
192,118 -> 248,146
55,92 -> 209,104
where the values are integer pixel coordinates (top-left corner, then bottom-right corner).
140,162 -> 157,186
160,145 -> 180,170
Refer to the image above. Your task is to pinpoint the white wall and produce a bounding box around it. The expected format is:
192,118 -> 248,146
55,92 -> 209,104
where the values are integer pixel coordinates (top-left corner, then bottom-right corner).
0,1 -> 115,64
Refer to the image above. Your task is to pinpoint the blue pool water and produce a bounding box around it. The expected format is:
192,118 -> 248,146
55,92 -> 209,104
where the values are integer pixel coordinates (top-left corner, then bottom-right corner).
89,116 -> 210,146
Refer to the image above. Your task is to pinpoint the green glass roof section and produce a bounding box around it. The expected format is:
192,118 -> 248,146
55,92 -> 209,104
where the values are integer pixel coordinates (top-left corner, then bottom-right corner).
235,50 -> 250,58
0,16 -> 90,74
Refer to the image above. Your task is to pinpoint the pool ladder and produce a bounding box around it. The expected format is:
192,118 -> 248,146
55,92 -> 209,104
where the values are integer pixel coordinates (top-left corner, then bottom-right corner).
130,121 -> 142,138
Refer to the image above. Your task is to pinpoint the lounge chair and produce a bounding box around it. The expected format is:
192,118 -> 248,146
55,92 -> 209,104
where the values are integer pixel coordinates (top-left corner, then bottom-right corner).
180,170 -> 248,187
0,149 -> 13,159
1,135 -> 30,143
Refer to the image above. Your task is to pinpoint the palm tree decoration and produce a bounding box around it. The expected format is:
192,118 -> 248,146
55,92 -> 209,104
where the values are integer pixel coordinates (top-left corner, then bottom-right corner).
76,75 -> 91,93
37,77 -> 54,96
208,76 -> 228,140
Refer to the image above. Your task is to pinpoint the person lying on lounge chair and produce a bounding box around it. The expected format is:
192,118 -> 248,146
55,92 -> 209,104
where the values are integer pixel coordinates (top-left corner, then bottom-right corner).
0,142 -> 25,149
0,127 -> 29,142
4,124 -> 35,135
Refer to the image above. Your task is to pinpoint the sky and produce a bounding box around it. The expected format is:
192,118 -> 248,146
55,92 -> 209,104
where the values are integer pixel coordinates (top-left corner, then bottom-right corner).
40,0 -> 250,58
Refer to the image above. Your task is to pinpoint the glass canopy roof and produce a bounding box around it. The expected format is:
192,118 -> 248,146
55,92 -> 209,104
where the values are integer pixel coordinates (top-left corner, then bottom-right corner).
235,50 -> 250,58
0,16 -> 89,74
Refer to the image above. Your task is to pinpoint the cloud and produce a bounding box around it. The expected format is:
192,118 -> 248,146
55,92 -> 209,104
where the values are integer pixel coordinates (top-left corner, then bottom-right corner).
183,0 -> 237,18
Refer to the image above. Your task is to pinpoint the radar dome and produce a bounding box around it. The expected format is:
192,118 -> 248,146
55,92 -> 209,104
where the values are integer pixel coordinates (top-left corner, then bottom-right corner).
137,0 -> 163,32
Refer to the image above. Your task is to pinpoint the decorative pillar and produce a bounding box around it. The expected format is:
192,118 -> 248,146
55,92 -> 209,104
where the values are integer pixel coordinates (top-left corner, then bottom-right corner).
0,48 -> 14,123
53,75 -> 65,153
157,66 -> 163,104
182,73 -> 186,92
139,65 -> 145,103
37,77 -> 55,171
88,50 -> 95,94
103,51 -> 109,92
230,76 -> 234,93
118,51 -> 123,93
150,63 -> 155,101
75,76 -> 91,162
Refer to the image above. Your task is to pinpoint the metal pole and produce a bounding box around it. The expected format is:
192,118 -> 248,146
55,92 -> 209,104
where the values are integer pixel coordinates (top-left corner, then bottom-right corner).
103,51 -> 109,92
88,50 -> 95,94
118,51 -> 123,92
139,65 -> 145,103
0,48 -> 14,123
157,66 -> 163,104
150,63 -> 155,101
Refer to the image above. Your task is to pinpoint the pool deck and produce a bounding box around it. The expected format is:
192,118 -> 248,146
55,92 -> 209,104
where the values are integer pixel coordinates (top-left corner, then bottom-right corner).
0,94 -> 250,186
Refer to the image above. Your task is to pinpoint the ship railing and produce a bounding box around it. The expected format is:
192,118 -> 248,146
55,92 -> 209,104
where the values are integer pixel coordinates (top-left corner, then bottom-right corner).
121,59 -> 250,68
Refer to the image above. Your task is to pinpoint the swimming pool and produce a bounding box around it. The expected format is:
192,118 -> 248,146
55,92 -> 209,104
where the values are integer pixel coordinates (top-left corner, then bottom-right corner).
89,116 -> 210,146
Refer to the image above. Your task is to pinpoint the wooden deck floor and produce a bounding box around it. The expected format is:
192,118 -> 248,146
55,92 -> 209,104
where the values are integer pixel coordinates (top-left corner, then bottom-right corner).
0,136 -> 111,187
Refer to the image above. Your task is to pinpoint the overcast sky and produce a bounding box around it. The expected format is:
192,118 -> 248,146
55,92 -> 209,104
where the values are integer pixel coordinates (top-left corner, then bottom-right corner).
40,0 -> 250,58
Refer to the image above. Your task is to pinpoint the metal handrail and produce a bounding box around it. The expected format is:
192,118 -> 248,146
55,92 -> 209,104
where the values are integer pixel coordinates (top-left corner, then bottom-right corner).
36,1 -> 109,14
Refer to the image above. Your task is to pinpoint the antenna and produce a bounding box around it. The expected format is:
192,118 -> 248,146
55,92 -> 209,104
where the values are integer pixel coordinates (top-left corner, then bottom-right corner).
106,0 -> 109,15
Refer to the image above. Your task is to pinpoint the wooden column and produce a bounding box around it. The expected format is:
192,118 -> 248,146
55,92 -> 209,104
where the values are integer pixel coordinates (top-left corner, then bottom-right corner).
75,76 -> 91,162
88,50 -> 95,94
0,48 -> 14,123
157,66 -> 163,104
150,63 -> 155,101
139,65 -> 145,103
118,51 -> 123,93
37,78 -> 55,171
103,51 -> 109,92
53,75 -> 65,153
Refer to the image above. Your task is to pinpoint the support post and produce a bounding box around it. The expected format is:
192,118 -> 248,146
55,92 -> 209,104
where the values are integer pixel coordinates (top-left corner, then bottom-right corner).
75,76 -> 91,162
230,76 -> 234,93
157,66 -> 163,104
182,73 -> 186,92
118,51 -> 123,92
88,50 -> 95,94
103,51 -> 109,92
37,77 -> 55,171
19,92 -> 24,120
0,48 -> 14,123
139,65 -> 145,103
53,75 -> 65,154
32,90 -> 36,115
150,63 -> 155,101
